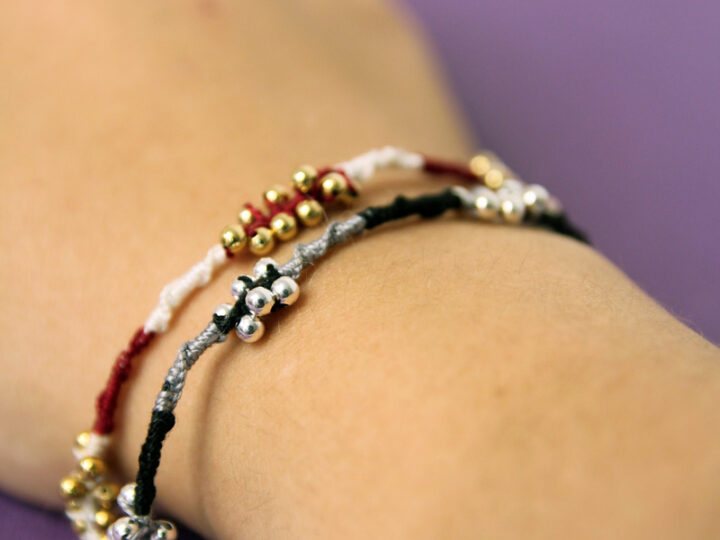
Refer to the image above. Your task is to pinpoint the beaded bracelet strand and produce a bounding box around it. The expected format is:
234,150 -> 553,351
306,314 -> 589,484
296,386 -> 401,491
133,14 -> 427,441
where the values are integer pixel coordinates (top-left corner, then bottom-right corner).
59,147 -> 476,540
96,147 -> 417,437
104,185 -> 587,539
60,148 -> 579,539
93,148 -> 508,438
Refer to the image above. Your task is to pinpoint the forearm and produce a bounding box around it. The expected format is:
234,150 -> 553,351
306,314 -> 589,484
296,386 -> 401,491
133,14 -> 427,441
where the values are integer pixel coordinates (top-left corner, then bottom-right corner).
109,223 -> 720,539
0,0 -> 472,518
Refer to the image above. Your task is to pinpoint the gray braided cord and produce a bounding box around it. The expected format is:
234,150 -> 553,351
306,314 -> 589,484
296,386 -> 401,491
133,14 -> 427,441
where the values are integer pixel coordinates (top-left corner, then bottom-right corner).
279,215 -> 367,279
153,323 -> 223,412
152,214 -> 368,414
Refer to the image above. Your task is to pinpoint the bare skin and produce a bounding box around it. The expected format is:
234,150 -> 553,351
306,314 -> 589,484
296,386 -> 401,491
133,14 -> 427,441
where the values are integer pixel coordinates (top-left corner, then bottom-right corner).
1,2 -> 719,539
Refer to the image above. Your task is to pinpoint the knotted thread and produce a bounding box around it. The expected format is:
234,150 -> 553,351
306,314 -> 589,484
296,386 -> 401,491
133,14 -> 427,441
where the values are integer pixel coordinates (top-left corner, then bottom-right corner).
131,187 -> 589,518
93,328 -> 155,434
134,410 -> 175,516
359,189 -> 462,230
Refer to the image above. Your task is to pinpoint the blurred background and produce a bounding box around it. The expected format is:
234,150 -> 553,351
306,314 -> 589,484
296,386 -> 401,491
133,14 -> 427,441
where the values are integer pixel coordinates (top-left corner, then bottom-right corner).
1,0 -> 717,538
407,0 -> 719,345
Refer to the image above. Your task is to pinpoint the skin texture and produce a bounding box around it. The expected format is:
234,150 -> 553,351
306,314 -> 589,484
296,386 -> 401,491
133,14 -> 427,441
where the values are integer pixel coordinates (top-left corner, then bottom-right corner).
1,1 -> 719,539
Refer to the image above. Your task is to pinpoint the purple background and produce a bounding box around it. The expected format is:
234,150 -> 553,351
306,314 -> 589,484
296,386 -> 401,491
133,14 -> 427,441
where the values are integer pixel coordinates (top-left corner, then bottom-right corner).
405,0 -> 719,343
0,491 -> 203,540
2,1 -> 718,538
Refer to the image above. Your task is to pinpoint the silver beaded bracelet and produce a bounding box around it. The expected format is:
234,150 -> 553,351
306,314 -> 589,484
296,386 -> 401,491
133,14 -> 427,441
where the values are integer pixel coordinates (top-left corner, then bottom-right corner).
100,183 -> 585,540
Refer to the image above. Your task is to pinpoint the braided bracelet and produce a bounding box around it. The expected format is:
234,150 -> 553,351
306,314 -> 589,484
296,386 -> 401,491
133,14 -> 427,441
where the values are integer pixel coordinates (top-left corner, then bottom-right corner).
99,184 -> 587,540
60,149 -> 585,539
59,147 -> 470,538
90,148 -> 497,439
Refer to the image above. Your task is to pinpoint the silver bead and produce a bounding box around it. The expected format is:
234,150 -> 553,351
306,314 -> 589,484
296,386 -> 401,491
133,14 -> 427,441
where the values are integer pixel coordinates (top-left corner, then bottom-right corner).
230,277 -> 251,300
245,287 -> 275,315
107,517 -> 142,540
271,276 -> 300,305
473,187 -> 499,221
213,303 -> 233,318
253,257 -> 279,278
500,195 -> 526,224
116,483 -> 137,517
236,314 -> 265,342
522,184 -> 549,214
152,520 -> 178,540
498,178 -> 523,195
450,185 -> 474,209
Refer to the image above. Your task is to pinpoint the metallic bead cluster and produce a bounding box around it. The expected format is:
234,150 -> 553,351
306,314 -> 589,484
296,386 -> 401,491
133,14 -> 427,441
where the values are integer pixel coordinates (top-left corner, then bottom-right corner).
220,165 -> 358,257
217,257 -> 300,343
107,484 -> 177,540
59,431 -> 120,540
467,152 -> 561,225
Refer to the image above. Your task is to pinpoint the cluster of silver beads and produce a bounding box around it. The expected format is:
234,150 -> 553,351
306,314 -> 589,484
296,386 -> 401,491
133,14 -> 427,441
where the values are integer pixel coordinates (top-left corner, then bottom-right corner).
475,179 -> 554,224
216,257 -> 300,343
107,484 -> 177,540
455,179 -> 560,225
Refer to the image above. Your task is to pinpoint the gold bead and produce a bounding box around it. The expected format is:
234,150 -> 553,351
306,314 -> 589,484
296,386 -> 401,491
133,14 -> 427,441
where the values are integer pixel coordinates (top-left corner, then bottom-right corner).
484,167 -> 506,190
60,476 -> 87,499
95,509 -> 114,529
469,152 -> 494,177
340,184 -> 359,204
93,482 -> 120,510
263,185 -> 290,206
74,431 -> 91,450
320,172 -> 351,202
295,199 -> 324,227
237,207 -> 256,226
220,224 -> 247,255
270,212 -> 298,241
71,520 -> 88,534
291,165 -> 318,193
78,457 -> 107,479
249,227 -> 276,255
469,152 -> 506,190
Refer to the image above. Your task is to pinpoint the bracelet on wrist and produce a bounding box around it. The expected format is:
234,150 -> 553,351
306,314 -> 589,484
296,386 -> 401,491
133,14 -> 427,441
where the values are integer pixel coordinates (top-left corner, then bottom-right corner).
60,148 -> 588,540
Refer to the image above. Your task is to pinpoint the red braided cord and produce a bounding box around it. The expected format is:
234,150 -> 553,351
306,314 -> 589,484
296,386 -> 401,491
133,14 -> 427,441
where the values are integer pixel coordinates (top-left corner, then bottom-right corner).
92,156 -> 476,433
422,155 -> 477,180
93,328 -> 155,434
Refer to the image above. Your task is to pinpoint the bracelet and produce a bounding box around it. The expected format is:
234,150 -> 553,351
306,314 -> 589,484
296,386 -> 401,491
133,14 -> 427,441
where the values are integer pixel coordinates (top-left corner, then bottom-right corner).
93,147 -> 485,439
96,147 -> 421,437
60,149 -> 587,540
104,185 -> 586,540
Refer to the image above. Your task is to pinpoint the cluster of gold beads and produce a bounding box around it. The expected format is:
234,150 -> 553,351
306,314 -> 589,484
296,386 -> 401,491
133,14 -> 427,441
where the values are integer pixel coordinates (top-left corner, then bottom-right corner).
59,431 -> 119,539
469,150 -> 512,191
220,165 -> 357,257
